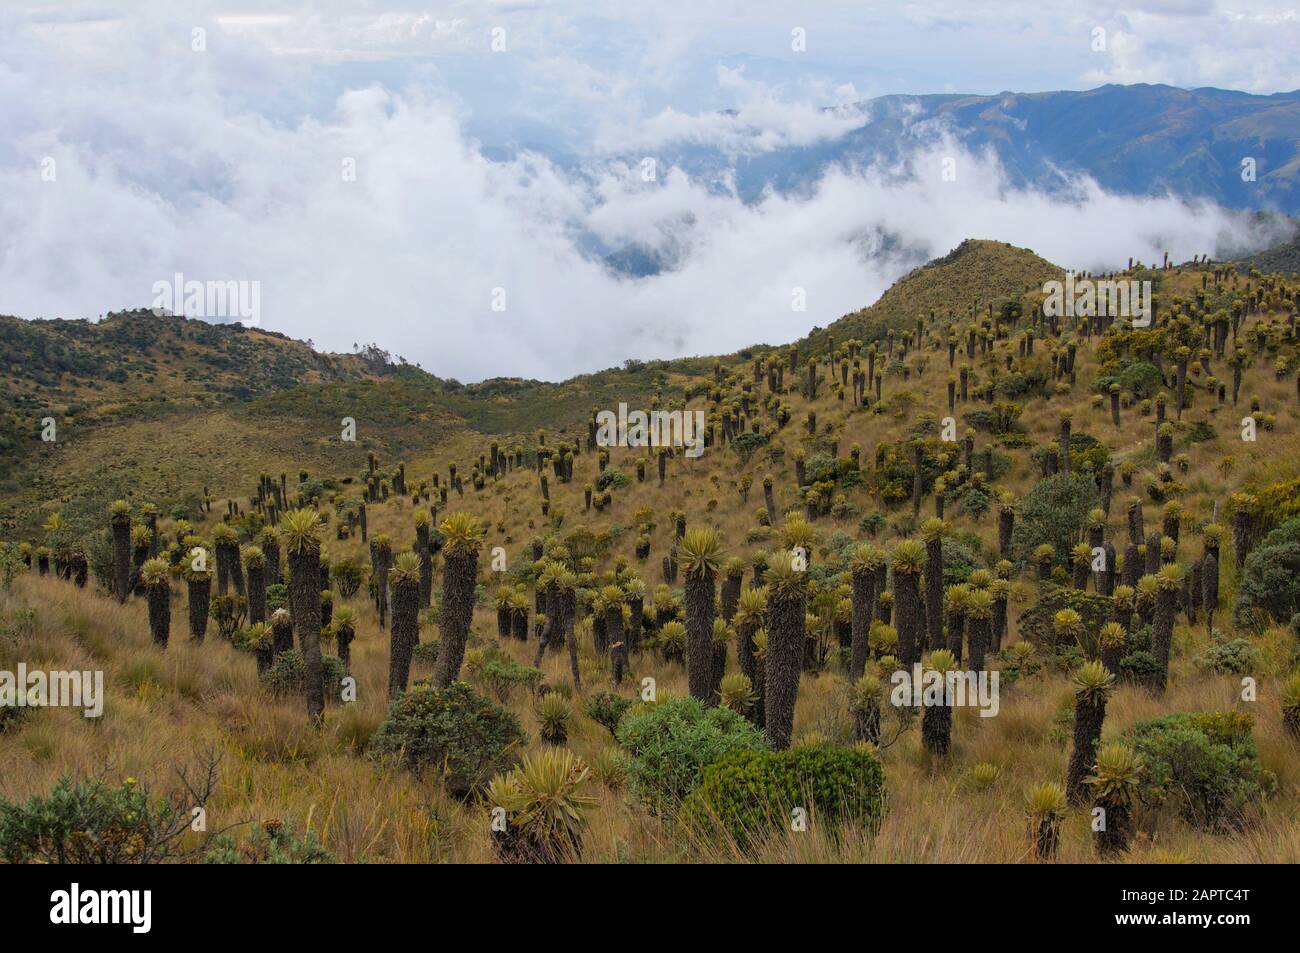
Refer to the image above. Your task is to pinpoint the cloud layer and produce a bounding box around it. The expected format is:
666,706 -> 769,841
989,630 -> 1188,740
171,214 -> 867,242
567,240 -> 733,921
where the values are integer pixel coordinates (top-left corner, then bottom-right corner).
0,4 -> 1290,381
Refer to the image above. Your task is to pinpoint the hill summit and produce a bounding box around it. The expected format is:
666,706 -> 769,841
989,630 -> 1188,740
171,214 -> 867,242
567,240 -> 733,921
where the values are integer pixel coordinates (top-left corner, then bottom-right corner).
803,239 -> 1062,354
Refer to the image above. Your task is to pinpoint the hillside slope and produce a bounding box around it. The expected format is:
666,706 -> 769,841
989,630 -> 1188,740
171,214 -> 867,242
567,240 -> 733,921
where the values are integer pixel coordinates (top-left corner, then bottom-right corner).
0,311 -> 669,537
0,310 -> 404,419
1232,234 -> 1300,275
801,239 -> 1062,355
3,242 -> 1300,864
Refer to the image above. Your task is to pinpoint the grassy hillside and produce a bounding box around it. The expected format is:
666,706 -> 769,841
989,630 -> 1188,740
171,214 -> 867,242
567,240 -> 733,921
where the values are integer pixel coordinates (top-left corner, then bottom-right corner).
3,241 -> 1300,864
802,239 -> 1062,356
3,571 -> 1295,862
0,309 -> 394,420
0,311 -> 669,539
1233,235 -> 1300,276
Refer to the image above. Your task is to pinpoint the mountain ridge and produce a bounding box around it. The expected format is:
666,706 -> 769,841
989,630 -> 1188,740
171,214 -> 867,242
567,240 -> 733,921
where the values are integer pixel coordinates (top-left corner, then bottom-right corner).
647,83 -> 1300,214
8,227 -> 1296,537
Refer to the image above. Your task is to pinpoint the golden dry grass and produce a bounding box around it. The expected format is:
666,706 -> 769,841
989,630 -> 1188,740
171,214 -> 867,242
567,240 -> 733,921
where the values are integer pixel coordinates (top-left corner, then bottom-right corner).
3,261 -> 1300,863
2,566 -> 1297,863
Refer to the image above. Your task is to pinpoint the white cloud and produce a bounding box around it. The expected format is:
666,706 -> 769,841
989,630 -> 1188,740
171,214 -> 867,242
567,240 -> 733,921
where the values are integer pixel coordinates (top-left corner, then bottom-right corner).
0,2 -> 1290,383
0,84 -> 1258,380
1076,5 -> 1300,92
593,65 -> 870,155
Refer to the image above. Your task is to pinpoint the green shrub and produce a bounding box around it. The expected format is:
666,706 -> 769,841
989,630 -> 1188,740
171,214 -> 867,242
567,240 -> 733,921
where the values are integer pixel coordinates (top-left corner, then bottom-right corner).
265,584 -> 289,612
958,487 -> 991,520
1119,650 -> 1160,684
89,530 -> 115,593
731,431 -> 769,463
995,369 -> 1049,400
1018,583 -> 1113,647
803,452 -> 838,485
264,648 -> 347,700
995,398 -> 1026,430
858,512 -> 885,537
0,701 -> 29,734
298,479 -> 328,505
1195,631 -> 1259,675
1126,624 -> 1153,654
330,559 -> 364,600
1234,517 -> 1300,627
0,543 -> 23,591
412,637 -> 442,665
370,680 -> 525,798
941,534 -> 981,585
1126,711 -> 1276,831
616,696 -> 767,811
1066,432 -> 1110,473
1095,361 -> 1162,399
1010,473 -> 1099,568
1051,642 -> 1084,672
869,439 -> 948,505
585,691 -> 634,736
595,469 -> 631,491
476,654 -> 544,701
680,745 -> 886,852
0,775 -> 201,864
962,409 -> 997,433
204,819 -> 334,864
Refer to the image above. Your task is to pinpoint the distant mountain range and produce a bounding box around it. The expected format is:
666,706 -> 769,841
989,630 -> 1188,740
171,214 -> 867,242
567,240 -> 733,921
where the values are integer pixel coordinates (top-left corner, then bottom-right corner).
589,84 -> 1300,277
7,226 -> 1300,536
1232,234 -> 1300,274
719,84 -> 1300,211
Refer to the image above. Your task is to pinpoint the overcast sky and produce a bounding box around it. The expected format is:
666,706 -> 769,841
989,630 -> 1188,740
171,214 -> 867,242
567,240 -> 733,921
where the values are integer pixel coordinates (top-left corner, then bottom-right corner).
2,1 -> 1297,380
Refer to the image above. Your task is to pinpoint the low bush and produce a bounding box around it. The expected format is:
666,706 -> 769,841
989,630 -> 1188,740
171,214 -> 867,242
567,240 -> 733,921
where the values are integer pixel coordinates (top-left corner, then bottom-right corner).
595,469 -> 631,491
370,680 -> 525,798
330,559 -> 365,600
264,648 -> 347,701
680,745 -> 886,852
475,653 -> 544,702
1119,650 -> 1160,684
616,696 -> 767,812
731,431 -> 769,464
1126,711 -> 1275,831
1234,517 -> 1300,627
1019,583 -> 1113,648
1095,361 -> 1162,400
941,534 -> 981,585
265,584 -> 288,613
412,637 -> 442,665
1010,473 -> 1100,568
585,691 -> 634,737
204,819 -> 334,864
1194,631 -> 1259,675
0,768 -> 217,864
